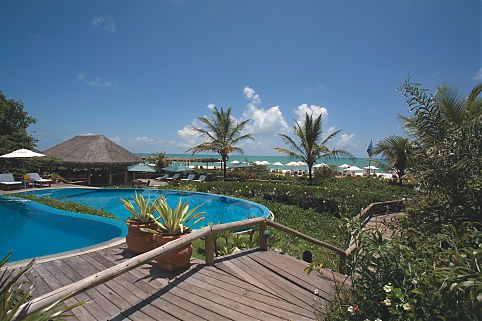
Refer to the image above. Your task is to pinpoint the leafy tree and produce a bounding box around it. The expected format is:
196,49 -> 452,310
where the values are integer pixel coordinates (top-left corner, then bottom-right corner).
399,81 -> 482,226
148,152 -> 168,172
0,91 -> 37,174
373,135 -> 410,184
275,113 -> 352,181
188,107 -> 253,179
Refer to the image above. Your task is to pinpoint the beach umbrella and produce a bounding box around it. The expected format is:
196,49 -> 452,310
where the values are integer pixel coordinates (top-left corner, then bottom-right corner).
230,160 -> 240,164
297,161 -> 307,166
272,162 -> 284,167
161,164 -> 191,172
128,163 -> 156,173
313,163 -> 328,168
364,165 -> 379,170
345,166 -> 363,171
286,161 -> 299,167
261,160 -> 270,165
0,149 -> 46,158
338,164 -> 350,169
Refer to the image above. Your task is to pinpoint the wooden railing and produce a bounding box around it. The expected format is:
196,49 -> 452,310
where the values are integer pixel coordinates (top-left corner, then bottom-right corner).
13,199 -> 405,319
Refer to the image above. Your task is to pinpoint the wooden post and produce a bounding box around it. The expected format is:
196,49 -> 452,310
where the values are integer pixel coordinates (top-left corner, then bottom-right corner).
338,253 -> 347,274
259,220 -> 268,251
108,168 -> 113,185
205,230 -> 215,266
124,170 -> 128,184
87,168 -> 91,185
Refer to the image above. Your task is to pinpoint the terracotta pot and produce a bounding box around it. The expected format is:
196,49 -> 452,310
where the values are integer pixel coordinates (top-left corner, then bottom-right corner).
154,233 -> 193,272
125,220 -> 159,254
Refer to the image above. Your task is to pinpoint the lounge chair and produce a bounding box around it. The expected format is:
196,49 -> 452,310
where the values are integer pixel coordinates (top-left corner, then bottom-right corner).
133,179 -> 150,188
193,175 -> 206,182
165,173 -> 180,181
155,174 -> 169,181
181,173 -> 195,181
25,173 -> 53,187
0,173 -> 23,190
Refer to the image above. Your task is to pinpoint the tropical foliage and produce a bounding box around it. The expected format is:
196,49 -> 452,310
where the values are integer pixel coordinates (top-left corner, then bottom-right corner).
324,81 -> 482,320
187,106 -> 253,179
147,152 -> 168,172
0,90 -> 38,175
0,253 -> 83,321
10,193 -> 118,220
373,135 -> 410,184
120,192 -> 163,223
142,198 -> 205,236
275,113 -> 351,180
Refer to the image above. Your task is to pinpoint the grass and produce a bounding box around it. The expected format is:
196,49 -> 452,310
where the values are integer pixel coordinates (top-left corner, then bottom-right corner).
9,193 -> 119,220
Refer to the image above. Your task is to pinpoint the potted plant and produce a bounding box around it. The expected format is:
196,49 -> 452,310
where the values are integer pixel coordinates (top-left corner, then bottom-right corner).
142,198 -> 205,271
121,192 -> 164,254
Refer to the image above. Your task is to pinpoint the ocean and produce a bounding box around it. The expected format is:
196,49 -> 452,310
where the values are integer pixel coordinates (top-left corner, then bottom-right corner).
136,153 -> 388,173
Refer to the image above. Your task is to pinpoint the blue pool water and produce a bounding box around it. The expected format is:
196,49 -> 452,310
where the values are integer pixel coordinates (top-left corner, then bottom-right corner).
1,188 -> 271,262
0,196 -> 123,262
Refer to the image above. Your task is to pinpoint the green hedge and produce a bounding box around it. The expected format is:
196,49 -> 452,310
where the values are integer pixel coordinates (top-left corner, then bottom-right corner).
162,177 -> 414,217
10,193 -> 118,220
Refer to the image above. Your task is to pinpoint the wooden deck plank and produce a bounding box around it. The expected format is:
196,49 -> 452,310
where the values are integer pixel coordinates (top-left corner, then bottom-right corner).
248,251 -> 336,300
17,243 -> 345,320
226,254 -> 315,311
187,272 -> 315,321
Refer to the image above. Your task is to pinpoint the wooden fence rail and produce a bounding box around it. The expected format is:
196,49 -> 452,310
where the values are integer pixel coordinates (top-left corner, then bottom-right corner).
13,199 -> 405,319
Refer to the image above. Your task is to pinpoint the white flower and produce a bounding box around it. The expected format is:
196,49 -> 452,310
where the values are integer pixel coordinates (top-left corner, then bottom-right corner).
402,303 -> 412,311
383,284 -> 393,293
383,298 -> 391,306
347,306 -> 354,314
314,289 -> 319,295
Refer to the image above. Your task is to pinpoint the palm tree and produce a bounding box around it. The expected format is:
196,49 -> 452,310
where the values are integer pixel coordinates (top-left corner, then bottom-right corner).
373,136 -> 410,185
275,113 -> 352,181
187,107 -> 253,179
148,152 -> 168,172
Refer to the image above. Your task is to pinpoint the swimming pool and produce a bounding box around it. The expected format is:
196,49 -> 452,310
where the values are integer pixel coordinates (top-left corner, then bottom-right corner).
1,188 -> 271,262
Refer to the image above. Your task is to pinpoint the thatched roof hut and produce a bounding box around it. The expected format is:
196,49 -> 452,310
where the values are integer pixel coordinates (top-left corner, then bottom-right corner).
44,135 -> 141,167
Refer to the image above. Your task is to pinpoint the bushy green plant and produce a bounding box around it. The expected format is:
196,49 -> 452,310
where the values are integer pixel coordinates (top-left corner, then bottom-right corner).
142,198 -> 205,236
120,192 -> 163,223
0,253 -> 83,320
10,194 -> 118,220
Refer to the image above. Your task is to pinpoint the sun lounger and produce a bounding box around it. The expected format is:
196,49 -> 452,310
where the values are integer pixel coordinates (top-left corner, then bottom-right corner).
193,175 -> 206,182
133,179 -> 150,188
181,173 -> 195,181
155,174 -> 169,181
25,173 -> 53,187
0,173 -> 23,190
165,173 -> 180,181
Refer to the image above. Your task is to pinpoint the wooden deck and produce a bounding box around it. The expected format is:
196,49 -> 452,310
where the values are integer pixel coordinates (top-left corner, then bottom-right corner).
16,243 -> 349,320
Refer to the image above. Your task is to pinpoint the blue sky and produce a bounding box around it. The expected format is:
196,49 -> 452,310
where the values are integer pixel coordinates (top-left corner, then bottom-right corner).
1,0 -> 480,156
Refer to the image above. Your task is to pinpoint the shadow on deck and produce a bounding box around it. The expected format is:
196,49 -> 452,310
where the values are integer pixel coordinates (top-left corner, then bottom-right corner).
20,243 -> 349,321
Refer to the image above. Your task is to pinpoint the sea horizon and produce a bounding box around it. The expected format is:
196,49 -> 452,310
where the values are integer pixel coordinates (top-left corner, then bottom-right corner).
135,153 -> 389,173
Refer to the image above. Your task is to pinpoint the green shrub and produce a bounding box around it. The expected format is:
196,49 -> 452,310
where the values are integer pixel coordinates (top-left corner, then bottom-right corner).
10,193 -> 118,220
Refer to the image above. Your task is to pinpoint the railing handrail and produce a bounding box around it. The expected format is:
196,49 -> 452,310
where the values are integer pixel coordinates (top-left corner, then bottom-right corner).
13,199 -> 405,318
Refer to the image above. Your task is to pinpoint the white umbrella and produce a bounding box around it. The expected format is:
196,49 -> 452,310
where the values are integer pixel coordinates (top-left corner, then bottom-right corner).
286,161 -> 299,167
338,163 -> 350,169
313,163 -> 328,168
364,165 -> 379,170
261,160 -> 271,165
0,149 -> 46,158
272,162 -> 284,166
230,160 -> 240,164
297,161 -> 307,166
254,160 -> 264,165
345,165 -> 363,171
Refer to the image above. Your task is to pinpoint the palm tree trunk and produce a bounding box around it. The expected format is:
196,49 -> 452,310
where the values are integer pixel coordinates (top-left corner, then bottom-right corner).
222,155 -> 227,179
308,165 -> 313,181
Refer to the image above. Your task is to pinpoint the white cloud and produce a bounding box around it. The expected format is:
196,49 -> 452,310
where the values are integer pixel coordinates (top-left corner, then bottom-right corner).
242,105 -> 289,135
243,86 -> 261,105
92,15 -> 115,34
295,104 -> 328,123
207,103 -> 216,110
337,133 -> 355,147
473,67 -> 482,81
303,83 -> 325,92
78,73 -> 117,87
134,136 -> 154,143
176,119 -> 204,148
80,132 -> 95,136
